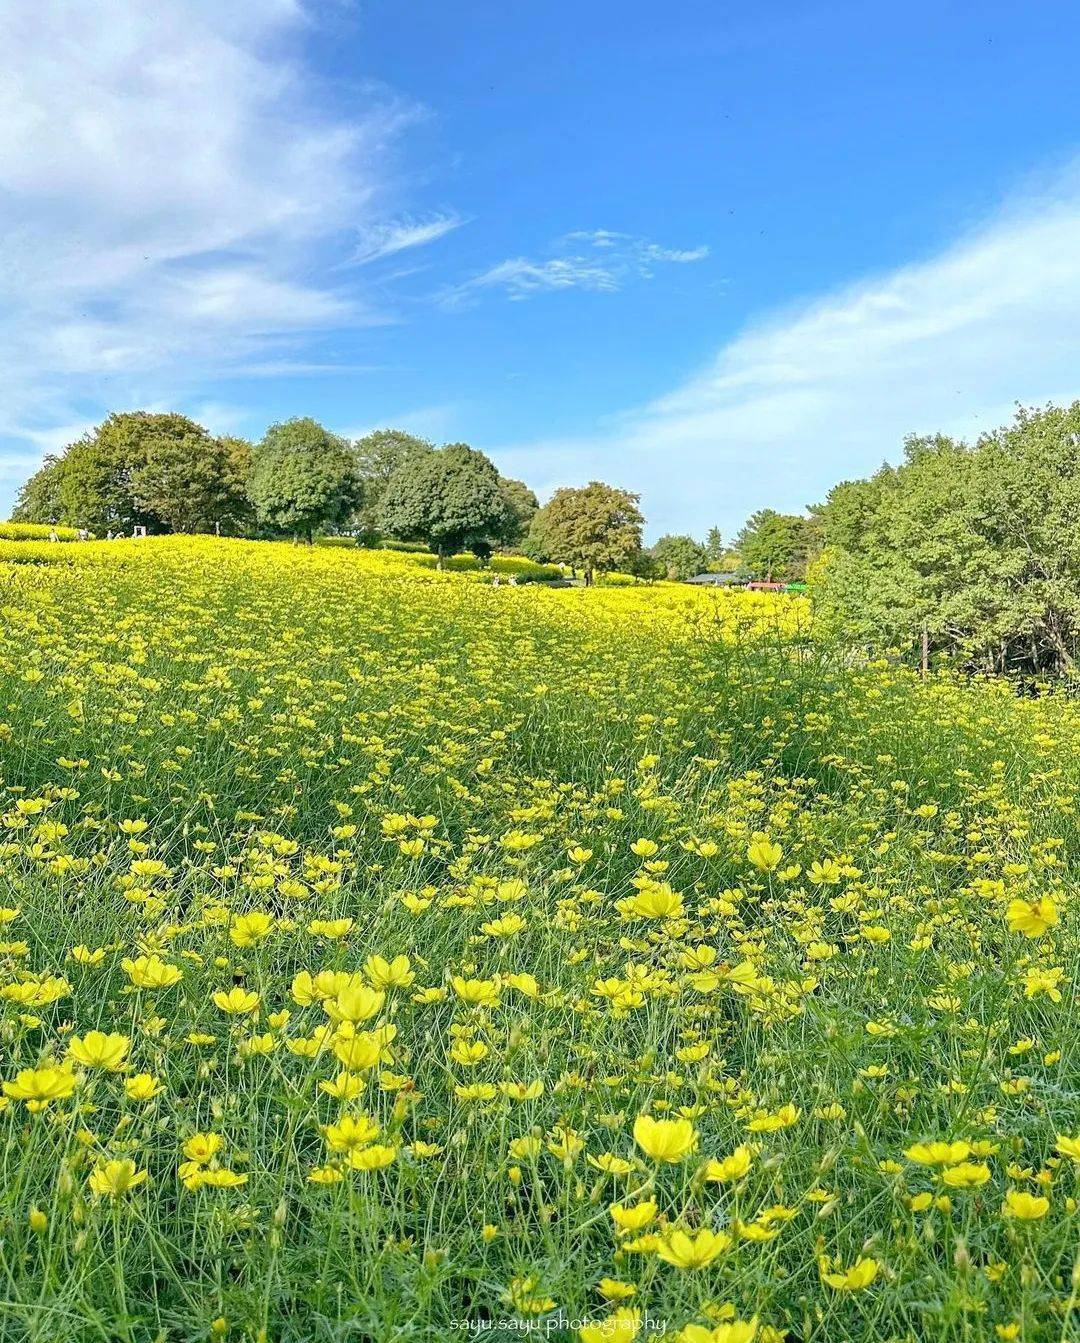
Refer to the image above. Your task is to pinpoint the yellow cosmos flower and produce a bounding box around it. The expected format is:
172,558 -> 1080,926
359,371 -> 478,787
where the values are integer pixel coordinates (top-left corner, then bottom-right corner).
364,955 -> 414,989
124,1073 -> 163,1101
346,1143 -> 397,1171
67,1030 -> 130,1071
323,1113 -> 380,1151
229,911 -> 274,947
747,838 -> 783,871
903,1140 -> 970,1166
820,1256 -> 879,1291
3,1065 -> 77,1109
89,1159 -> 148,1198
1005,896 -> 1058,938
1002,1190 -> 1049,1220
633,1114 -> 698,1163
655,1227 -> 731,1269
941,1161 -> 991,1189
450,976 -> 501,1006
702,1145 -> 753,1182
579,1309 -> 641,1343
122,954 -> 182,989
212,986 -> 260,1015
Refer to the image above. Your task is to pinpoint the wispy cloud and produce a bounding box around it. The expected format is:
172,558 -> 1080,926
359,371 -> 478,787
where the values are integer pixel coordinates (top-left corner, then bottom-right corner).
0,0 -> 429,491
349,213 -> 466,265
440,229 -> 709,307
494,164 -> 1080,539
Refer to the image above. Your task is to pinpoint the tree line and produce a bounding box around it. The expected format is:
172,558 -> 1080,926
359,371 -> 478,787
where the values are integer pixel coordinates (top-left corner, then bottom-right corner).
12,413 -> 665,583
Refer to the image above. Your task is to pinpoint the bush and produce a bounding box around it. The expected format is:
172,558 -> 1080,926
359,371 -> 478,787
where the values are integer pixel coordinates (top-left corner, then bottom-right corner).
379,539 -> 433,553
314,536 -> 357,549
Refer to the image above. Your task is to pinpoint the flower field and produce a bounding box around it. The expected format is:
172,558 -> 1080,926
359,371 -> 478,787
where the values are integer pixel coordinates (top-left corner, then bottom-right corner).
3,537 -> 1080,1342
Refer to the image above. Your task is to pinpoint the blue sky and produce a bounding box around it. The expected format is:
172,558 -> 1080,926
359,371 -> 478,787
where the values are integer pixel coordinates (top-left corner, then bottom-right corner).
3,0 -> 1080,538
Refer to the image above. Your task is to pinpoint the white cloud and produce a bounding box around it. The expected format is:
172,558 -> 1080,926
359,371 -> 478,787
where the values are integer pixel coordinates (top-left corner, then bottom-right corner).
441,230 -> 709,307
0,0 -> 424,499
349,213 -> 466,265
494,166 -> 1080,540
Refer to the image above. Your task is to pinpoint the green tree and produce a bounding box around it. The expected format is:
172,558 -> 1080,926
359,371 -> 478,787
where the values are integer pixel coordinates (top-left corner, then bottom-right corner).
735,509 -> 809,581
499,478 -> 539,547
55,413 -> 187,534
11,455 -> 66,524
249,418 -> 360,543
132,424 -> 252,534
377,443 -> 513,565
352,429 -> 434,537
527,481 -> 644,585
704,526 -> 724,565
650,533 -> 707,580
811,404 -> 1080,675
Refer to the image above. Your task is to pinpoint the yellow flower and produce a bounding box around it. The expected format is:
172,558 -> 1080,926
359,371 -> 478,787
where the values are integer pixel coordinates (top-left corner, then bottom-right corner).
124,1073 -> 163,1101
67,1030 -> 130,1071
941,1161 -> 991,1189
121,954 -> 182,989
324,983 -> 385,1023
579,1309 -> 641,1343
633,1114 -> 698,1163
346,1143 -> 397,1171
820,1256 -> 879,1291
450,976 -> 501,1006
903,1140 -> 970,1166
183,1132 -> 223,1165
1002,1190 -> 1049,1220
229,911 -> 274,947
1057,1135 -> 1080,1160
747,838 -> 782,871
364,954 -> 414,989
323,1113 -> 380,1151
212,986 -> 260,1015
702,1145 -> 753,1182
609,1200 -> 657,1235
1005,896 -> 1057,938
3,1064 -> 77,1109
89,1159 -> 148,1198
656,1227 -> 731,1268
628,884 -> 684,919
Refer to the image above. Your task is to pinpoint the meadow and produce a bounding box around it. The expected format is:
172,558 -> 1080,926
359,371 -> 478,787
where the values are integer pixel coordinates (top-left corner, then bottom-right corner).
1,537 -> 1079,1342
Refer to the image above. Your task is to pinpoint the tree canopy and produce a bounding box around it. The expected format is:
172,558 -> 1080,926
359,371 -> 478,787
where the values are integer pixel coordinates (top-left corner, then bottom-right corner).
810,403 -> 1080,675
650,533 -> 707,580
527,481 -> 644,584
249,418 -> 361,542
376,443 -> 513,563
735,509 -> 809,581
353,429 -> 434,537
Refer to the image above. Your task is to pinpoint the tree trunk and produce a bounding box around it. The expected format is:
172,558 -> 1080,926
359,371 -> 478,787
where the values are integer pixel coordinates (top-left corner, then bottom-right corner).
584,566 -> 594,587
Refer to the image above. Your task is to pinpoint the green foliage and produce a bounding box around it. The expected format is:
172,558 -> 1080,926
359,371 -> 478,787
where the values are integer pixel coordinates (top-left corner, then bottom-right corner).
15,414 -> 252,536
811,403 -> 1080,675
352,429 -> 434,535
11,456 -> 66,525
376,443 -> 513,562
526,481 -> 644,584
499,477 -> 539,546
249,418 -> 361,542
132,428 -> 252,534
705,526 -> 725,564
650,533 -> 708,580
735,509 -> 810,581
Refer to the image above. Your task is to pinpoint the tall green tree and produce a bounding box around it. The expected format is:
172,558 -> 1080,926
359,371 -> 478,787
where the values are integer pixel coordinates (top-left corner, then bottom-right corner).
499,477 -> 539,547
526,481 -> 644,585
377,443 -> 513,565
132,425 -> 252,534
352,429 -> 434,537
11,455 -> 66,524
704,526 -> 725,565
735,509 -> 809,581
249,418 -> 360,543
650,533 -> 707,580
